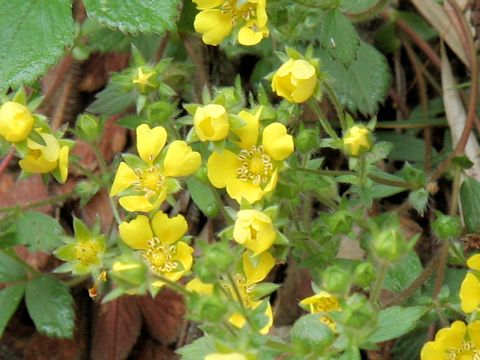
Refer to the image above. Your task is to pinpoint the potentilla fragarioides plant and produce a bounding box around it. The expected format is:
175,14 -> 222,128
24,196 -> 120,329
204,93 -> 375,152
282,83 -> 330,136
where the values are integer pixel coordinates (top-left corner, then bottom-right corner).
0,1 -> 478,359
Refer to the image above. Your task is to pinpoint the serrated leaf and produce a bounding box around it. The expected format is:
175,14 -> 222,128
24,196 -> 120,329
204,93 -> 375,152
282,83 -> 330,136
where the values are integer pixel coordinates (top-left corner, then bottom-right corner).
460,177 -> 480,233
25,276 -> 74,338
0,284 -> 25,337
320,10 -> 359,65
87,83 -> 136,115
186,177 -> 220,217
0,250 -> 27,282
0,0 -> 75,91
15,211 -> 64,252
177,336 -> 216,360
376,132 -> 437,162
321,41 -> 391,115
84,0 -> 181,35
368,306 -> 427,343
384,252 -> 423,293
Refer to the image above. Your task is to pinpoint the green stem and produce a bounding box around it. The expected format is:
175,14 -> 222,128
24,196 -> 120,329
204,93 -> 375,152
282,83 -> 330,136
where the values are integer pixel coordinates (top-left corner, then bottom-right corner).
71,160 -> 103,183
370,262 -> 389,304
308,100 -> 340,141
155,274 -> 190,297
449,168 -> 461,216
210,185 -> 232,224
226,272 -> 255,329
323,81 -> 346,131
109,197 -> 122,225
0,192 -> 74,213
358,155 -> 367,188
265,339 -> 295,353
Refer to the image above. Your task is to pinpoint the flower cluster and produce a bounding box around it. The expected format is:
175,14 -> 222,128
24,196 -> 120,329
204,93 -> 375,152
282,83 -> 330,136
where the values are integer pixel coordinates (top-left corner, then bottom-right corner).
192,0 -> 269,46
0,100 -> 70,183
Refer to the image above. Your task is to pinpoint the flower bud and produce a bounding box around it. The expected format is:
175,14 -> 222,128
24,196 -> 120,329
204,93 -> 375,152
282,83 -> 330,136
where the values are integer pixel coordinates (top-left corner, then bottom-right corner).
233,210 -> 276,255
0,101 -> 34,142
322,265 -> 351,295
296,128 -> 319,152
110,255 -> 148,290
76,114 -> 101,142
342,125 -> 373,157
353,262 -> 376,288
194,104 -> 230,141
271,59 -> 318,103
132,67 -> 158,93
328,210 -> 353,235
432,213 -> 462,240
371,227 -> 407,262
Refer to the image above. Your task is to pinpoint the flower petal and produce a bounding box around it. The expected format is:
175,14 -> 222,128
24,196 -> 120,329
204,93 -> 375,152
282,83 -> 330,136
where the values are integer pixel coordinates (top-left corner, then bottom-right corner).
194,9 -> 233,46
207,150 -> 241,188
468,254 -> 480,271
119,195 -> 156,212
226,178 -> 264,204
136,124 -> 167,164
192,0 -> 223,10
163,141 -> 201,177
262,123 -> 294,161
186,278 -> 213,294
243,251 -> 275,284
119,215 -> 152,250
110,162 -> 138,196
58,146 -> 69,183
151,212 -> 188,244
234,110 -> 259,149
460,272 -> 480,313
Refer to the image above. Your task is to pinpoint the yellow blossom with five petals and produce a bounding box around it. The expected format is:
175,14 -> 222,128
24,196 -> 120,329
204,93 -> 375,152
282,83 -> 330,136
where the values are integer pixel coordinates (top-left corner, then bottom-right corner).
271,59 -> 317,103
193,0 -> 269,46
233,209 -> 276,255
342,125 -> 373,157
0,101 -> 34,143
19,131 -> 69,183
110,124 -> 201,212
421,320 -> 480,360
119,211 -> 194,287
207,109 -> 294,204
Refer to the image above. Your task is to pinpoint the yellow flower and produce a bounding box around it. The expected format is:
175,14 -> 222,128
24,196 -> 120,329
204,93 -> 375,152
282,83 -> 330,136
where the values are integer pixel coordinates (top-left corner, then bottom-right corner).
194,104 -> 230,141
271,59 -> 317,103
300,291 -> 341,330
233,209 -> 276,255
205,353 -> 248,360
421,321 -> 480,360
55,217 -> 106,275
132,67 -> 157,93
228,251 -> 275,334
186,277 -> 214,294
119,211 -> 193,287
342,125 -> 373,157
460,254 -> 480,313
207,109 -> 294,204
0,101 -> 34,143
19,131 -> 69,182
193,0 -> 269,46
110,124 -> 201,212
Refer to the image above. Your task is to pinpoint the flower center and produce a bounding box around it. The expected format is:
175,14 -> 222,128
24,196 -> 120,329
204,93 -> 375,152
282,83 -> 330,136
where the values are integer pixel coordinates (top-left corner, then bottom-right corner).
221,0 -> 257,24
75,240 -> 100,265
29,149 -> 42,160
446,341 -> 480,360
231,274 -> 255,308
143,237 -> 177,275
134,166 -> 165,196
310,297 -> 341,313
237,145 -> 274,185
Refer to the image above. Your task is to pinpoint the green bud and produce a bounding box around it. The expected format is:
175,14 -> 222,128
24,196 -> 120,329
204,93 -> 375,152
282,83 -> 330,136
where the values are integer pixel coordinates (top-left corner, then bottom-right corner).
322,265 -> 351,295
328,210 -> 353,235
371,227 -> 407,262
296,128 -> 319,152
353,262 -> 376,288
432,212 -> 462,240
194,165 -> 209,183
76,114 -> 102,141
341,294 -> 376,329
110,254 -> 148,290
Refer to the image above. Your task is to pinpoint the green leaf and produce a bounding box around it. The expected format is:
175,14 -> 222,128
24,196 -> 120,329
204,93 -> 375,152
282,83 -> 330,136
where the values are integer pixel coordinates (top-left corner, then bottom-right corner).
408,188 -> 429,215
384,252 -> 423,293
0,251 -> 26,282
321,41 -> 391,116
15,211 -> 64,252
25,276 -> 74,338
0,284 -> 25,337
0,0 -> 75,91
376,132 -> 437,162
176,336 -> 216,360
320,10 -> 359,65
368,306 -> 427,343
341,0 -> 380,13
186,177 -> 220,217
291,314 -> 335,354
460,177 -> 480,233
83,0 -> 181,35
87,83 -> 136,115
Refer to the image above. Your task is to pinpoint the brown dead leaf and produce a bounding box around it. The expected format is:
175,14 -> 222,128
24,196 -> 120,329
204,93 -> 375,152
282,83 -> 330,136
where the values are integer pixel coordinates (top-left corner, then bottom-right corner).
137,288 -> 186,345
100,116 -> 127,163
23,333 -> 81,360
80,189 -> 114,233
14,246 -> 52,272
79,54 -> 130,93
91,295 -> 142,360
131,338 -> 179,360
0,174 -> 51,213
